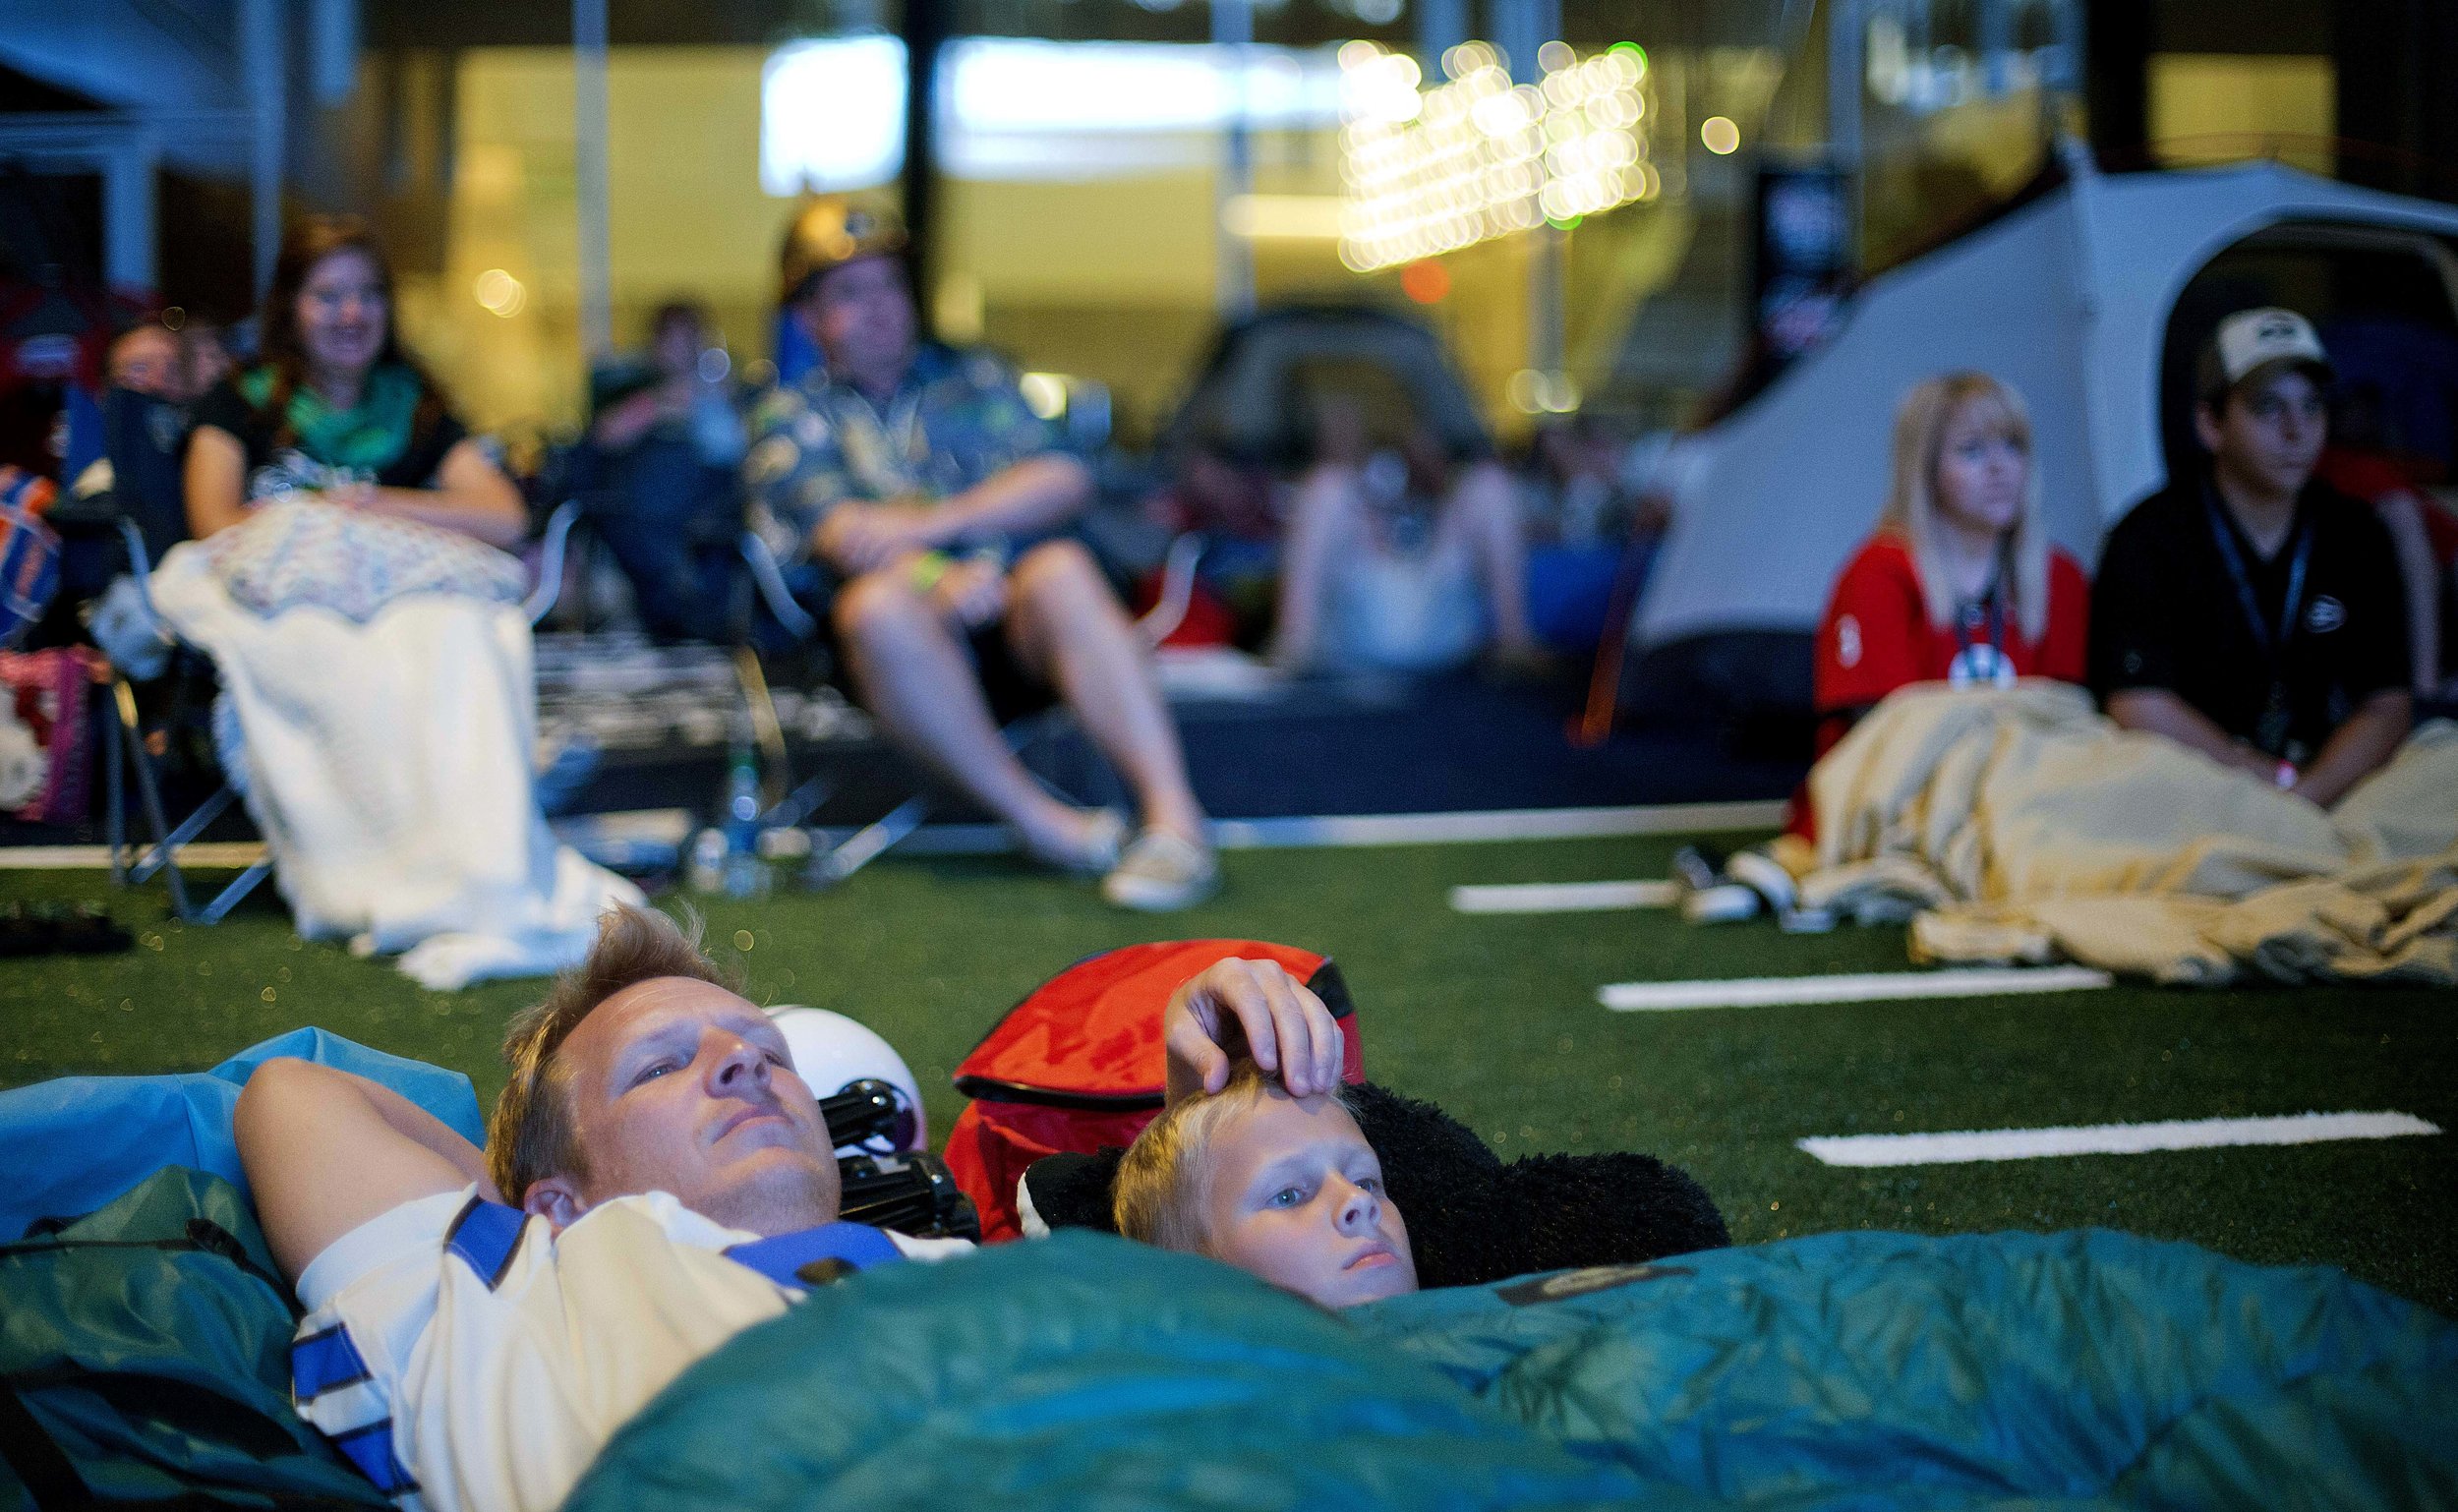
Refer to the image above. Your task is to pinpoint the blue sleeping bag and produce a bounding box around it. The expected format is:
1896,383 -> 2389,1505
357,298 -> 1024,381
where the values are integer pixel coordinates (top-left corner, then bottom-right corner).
0,1028 -> 482,1241
565,1229 -> 2457,1512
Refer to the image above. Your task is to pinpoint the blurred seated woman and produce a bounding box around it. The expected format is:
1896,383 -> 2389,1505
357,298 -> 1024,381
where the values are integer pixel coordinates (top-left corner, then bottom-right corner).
186,219 -> 524,548
1682,371 -> 2088,923
1812,370 -> 2089,756
1273,395 -> 1543,676
156,216 -> 634,987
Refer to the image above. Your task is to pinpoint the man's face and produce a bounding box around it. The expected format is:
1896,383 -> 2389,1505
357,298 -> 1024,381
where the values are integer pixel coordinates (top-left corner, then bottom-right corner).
546,977 -> 841,1237
2197,368 -> 2327,500
1200,1086 -> 1418,1308
109,327 -> 186,401
797,254 -> 916,380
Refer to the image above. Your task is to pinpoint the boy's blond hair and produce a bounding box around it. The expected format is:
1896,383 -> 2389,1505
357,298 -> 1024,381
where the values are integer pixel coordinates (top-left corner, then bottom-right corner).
1113,1061 -> 1361,1252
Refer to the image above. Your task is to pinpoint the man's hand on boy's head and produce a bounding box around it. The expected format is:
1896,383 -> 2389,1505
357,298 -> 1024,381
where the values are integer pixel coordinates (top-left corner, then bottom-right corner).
1163,958 -> 1342,1106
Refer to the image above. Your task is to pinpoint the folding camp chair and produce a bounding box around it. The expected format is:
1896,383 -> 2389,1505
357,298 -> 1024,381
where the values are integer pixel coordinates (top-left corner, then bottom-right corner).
543,467 -> 821,819
778,531 -> 1205,886
101,501 -> 584,923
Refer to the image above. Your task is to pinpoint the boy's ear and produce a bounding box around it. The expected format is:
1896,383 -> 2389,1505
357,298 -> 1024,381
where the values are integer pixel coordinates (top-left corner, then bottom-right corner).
522,1175 -> 588,1233
2193,400 -> 2225,455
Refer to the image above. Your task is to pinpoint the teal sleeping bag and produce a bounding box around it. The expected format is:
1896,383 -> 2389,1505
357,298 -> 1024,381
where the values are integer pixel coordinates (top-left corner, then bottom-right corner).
564,1228 -> 2457,1512
0,1168 -> 387,1510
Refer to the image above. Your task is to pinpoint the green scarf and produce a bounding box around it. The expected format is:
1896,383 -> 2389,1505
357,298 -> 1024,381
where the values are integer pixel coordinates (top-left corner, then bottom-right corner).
241,363 -> 423,472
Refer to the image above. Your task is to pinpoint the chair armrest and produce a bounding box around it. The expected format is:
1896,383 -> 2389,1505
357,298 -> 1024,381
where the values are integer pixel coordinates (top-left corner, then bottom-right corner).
1134,532 -> 1206,649
739,531 -> 819,641
523,498 -> 583,626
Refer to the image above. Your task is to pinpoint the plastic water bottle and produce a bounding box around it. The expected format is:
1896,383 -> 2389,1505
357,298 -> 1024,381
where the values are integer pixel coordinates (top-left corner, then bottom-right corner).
718,733 -> 770,898
685,827 -> 728,894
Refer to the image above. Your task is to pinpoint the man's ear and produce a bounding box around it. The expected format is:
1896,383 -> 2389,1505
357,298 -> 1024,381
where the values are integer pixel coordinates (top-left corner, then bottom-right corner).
522,1175 -> 589,1233
2193,400 -> 2225,455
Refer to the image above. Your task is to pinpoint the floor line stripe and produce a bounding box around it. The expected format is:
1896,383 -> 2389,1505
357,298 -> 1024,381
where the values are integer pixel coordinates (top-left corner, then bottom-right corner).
3,801 -> 1787,872
1799,1111 -> 2443,1168
1210,801 -> 1786,849
829,804 -> 1783,855
0,842 -> 268,870
1599,965 -> 2112,1012
1452,880 -> 1674,913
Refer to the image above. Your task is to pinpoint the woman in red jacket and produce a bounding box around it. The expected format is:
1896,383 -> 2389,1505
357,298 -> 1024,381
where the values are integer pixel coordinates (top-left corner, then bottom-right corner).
1813,370 -> 2090,756
1682,371 -> 2089,923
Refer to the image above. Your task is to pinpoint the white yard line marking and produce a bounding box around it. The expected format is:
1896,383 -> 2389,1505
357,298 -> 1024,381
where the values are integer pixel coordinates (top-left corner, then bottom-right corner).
0,842 -> 267,870
1599,965 -> 2112,1013
1799,1111 -> 2443,1168
1451,880 -> 1675,913
552,807 -> 692,843
1211,801 -> 1786,849
2,801 -> 1787,871
889,801 -> 1786,856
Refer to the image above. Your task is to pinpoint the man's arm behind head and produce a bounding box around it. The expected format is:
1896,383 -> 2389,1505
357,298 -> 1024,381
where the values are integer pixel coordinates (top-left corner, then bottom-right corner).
234,1058 -> 497,1285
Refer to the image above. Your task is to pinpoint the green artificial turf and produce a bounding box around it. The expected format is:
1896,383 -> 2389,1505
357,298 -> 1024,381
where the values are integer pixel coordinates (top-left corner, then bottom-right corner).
4,833 -> 2452,1313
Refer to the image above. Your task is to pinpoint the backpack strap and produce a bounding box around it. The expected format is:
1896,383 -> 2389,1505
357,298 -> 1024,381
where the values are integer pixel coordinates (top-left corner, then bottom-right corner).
724,1222 -> 904,1289
0,1219 -> 298,1319
441,1194 -> 528,1291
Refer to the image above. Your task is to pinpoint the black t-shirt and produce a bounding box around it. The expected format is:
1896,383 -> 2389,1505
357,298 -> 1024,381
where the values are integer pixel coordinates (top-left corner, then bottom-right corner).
190,369 -> 467,495
2088,477 -> 2411,762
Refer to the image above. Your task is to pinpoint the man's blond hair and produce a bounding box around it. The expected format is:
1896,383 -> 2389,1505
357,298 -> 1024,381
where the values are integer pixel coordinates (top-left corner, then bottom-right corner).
1114,1061 -> 1363,1253
487,905 -> 736,1203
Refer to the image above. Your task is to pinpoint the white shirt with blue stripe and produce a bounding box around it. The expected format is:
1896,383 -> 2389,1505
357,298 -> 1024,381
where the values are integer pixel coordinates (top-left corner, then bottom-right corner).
287,1186 -> 969,1512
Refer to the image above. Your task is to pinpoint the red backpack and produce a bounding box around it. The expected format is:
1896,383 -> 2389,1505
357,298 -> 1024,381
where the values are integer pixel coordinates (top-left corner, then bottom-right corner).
944,940 -> 1365,1243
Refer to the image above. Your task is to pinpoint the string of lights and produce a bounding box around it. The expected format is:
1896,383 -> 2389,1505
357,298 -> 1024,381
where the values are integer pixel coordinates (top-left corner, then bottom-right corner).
1337,38 -> 1657,273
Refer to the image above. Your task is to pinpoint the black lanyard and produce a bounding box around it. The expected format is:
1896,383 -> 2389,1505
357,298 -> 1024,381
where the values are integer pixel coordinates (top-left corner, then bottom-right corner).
2204,491 -> 2313,757
2204,493 -> 2312,657
1952,584 -> 2005,662
1950,542 -> 2010,665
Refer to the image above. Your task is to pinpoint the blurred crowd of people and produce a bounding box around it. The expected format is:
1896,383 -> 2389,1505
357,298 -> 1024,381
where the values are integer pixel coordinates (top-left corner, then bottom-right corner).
5,195 -> 2456,934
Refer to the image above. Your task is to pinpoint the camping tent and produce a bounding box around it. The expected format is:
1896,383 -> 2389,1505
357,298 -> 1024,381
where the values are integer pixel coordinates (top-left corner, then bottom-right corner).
1159,303 -> 1492,466
1634,158 -> 2458,653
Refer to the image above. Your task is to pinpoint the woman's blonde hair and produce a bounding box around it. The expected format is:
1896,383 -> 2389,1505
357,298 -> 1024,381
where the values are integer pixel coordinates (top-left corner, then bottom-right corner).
1878,372 -> 2050,643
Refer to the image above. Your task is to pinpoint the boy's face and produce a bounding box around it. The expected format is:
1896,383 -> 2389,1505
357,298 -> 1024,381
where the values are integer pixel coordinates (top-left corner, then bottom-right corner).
2196,367 -> 2327,500
1200,1086 -> 1417,1308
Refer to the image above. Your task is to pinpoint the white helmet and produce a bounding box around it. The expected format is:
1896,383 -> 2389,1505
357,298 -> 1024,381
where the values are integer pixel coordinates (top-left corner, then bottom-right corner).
763,1006 -> 927,1153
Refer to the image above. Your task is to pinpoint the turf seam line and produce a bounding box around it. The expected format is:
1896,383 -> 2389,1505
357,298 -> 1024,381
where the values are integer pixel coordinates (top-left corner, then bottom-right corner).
1451,880 -> 1674,913
1210,802 -> 1786,848
755,801 -> 1785,854
3,802 -> 1785,870
1798,1111 -> 2444,1167
0,842 -> 269,869
1598,965 -> 2113,1012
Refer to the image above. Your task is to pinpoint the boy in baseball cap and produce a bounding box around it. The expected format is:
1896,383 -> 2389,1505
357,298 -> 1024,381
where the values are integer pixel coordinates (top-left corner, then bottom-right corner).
2196,306 -> 2334,404
2088,308 -> 2412,807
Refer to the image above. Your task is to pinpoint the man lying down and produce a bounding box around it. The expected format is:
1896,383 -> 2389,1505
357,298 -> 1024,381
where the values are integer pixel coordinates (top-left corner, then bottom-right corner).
237,904 -> 1349,1512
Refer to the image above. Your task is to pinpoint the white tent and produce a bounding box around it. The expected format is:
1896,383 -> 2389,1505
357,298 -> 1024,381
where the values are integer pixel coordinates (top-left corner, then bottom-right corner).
1635,159 -> 2458,650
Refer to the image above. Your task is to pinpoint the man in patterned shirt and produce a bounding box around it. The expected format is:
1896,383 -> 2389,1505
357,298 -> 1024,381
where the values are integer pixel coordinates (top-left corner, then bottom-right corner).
744,199 -> 1215,910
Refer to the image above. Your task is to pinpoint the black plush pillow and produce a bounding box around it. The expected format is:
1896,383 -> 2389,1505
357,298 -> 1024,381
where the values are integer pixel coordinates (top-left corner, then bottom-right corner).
1019,1081 -> 1727,1290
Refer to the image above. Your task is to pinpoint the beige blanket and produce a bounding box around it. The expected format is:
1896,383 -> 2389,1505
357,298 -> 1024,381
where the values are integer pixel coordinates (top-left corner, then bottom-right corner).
1797,682 -> 2458,985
